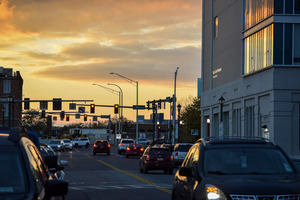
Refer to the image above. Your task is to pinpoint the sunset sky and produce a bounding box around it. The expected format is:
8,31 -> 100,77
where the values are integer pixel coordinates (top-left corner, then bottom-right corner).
0,0 -> 202,125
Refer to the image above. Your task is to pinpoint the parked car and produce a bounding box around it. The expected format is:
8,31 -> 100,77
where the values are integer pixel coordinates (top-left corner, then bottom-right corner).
126,143 -> 144,158
63,139 -> 73,150
118,138 -> 135,154
48,139 -> 65,152
172,143 -> 193,167
139,146 -> 174,174
172,137 -> 300,200
72,137 -> 90,148
93,140 -> 110,156
0,127 -> 68,199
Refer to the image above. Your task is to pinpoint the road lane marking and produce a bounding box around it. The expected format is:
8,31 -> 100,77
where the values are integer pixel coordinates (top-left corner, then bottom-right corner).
69,183 -> 172,191
95,159 -> 172,194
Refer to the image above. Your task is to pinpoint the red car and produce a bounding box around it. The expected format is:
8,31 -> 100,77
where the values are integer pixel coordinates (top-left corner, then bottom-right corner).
126,143 -> 144,158
139,146 -> 174,174
93,140 -> 110,156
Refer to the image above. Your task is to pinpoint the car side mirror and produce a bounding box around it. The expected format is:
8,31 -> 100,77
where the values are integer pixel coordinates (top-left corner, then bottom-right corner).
179,166 -> 193,177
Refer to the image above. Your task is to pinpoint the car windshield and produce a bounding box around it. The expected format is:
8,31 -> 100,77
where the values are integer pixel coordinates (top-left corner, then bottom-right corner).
204,148 -> 295,175
150,148 -> 170,155
73,139 -> 79,141
0,146 -> 27,194
50,141 -> 60,144
177,144 -> 192,152
63,139 -> 70,143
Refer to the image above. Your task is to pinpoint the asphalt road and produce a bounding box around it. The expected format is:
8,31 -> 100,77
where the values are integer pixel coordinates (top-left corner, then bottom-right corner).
58,145 -> 175,200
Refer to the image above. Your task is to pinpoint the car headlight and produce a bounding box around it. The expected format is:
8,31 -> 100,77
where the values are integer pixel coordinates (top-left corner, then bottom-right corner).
206,184 -> 226,200
58,145 -> 61,148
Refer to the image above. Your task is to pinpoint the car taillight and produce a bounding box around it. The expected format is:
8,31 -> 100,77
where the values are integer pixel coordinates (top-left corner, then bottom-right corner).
93,144 -> 97,147
146,155 -> 150,161
175,152 -> 178,156
108,144 -> 111,148
134,147 -> 137,149
140,148 -> 144,151
171,155 -> 174,161
126,147 -> 130,151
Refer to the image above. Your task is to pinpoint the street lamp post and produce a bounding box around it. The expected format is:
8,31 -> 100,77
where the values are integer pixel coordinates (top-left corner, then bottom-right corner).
172,67 -> 179,145
7,94 -> 13,128
219,95 -> 225,137
110,72 -> 139,140
108,83 -> 123,136
177,104 -> 181,143
206,118 -> 210,137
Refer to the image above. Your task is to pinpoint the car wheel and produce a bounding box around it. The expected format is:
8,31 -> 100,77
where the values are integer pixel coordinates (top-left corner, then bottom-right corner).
126,155 -> 129,158
118,150 -> 121,154
86,143 -> 89,148
93,152 -> 96,156
75,143 -> 78,148
107,152 -> 110,156
164,169 -> 168,174
139,165 -> 143,173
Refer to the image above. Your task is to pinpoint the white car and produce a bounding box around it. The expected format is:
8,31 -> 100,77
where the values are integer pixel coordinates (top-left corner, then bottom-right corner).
118,139 -> 135,154
72,137 -> 90,148
48,139 -> 65,152
63,139 -> 73,150
172,143 -> 193,167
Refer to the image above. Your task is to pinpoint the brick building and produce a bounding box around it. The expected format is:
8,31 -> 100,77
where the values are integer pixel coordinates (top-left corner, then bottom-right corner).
0,67 -> 23,128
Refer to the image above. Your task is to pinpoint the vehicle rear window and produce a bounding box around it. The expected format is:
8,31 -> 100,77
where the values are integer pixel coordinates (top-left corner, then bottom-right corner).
178,144 -> 192,152
96,141 -> 108,144
50,141 -> 60,144
149,148 -> 170,155
0,146 -> 27,194
129,144 -> 142,148
122,140 -> 134,144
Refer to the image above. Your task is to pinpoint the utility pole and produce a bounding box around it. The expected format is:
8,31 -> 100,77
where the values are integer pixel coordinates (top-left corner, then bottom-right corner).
172,67 -> 179,145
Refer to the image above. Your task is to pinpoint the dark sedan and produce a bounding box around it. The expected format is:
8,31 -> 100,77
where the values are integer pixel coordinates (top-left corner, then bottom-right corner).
139,146 -> 174,174
126,143 -> 144,158
93,140 -> 110,156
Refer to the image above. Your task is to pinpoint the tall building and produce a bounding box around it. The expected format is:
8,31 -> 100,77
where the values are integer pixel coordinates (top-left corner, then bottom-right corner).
0,67 -> 23,128
200,0 -> 300,156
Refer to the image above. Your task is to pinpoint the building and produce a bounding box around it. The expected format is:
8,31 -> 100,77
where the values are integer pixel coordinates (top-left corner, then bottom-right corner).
0,67 -> 23,128
200,0 -> 300,156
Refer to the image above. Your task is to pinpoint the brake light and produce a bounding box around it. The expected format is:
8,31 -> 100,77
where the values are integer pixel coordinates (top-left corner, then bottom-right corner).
140,148 -> 144,151
171,155 -> 174,161
134,147 -> 137,149
146,155 -> 150,161
126,147 -> 130,151
108,144 -> 111,148
93,144 -> 97,147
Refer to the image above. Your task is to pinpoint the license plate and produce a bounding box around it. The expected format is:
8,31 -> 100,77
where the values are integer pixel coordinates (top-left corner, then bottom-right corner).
157,158 -> 163,161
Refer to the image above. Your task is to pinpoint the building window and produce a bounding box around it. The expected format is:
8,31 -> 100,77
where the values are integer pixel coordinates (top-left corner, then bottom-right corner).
245,106 -> 255,137
244,0 -> 274,30
244,24 -> 273,75
295,24 -> 300,64
214,16 -> 219,38
296,0 -> 300,14
233,109 -> 241,136
223,112 -> 229,136
213,114 -> 219,137
3,80 -> 11,94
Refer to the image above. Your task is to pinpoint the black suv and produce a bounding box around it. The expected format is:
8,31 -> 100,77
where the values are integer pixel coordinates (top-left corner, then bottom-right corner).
172,137 -> 300,200
0,127 -> 68,200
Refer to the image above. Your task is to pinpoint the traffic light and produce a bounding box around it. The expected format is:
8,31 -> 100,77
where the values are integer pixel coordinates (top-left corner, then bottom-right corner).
90,104 -> 95,113
66,114 -> 70,121
158,99 -> 162,109
84,114 -> 87,121
146,101 -> 150,110
60,111 -> 65,119
24,98 -> 30,110
53,98 -> 62,110
41,110 -> 46,118
114,104 -> 119,114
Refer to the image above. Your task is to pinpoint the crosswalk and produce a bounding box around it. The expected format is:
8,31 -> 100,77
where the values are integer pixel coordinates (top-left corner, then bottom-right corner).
69,183 -> 172,191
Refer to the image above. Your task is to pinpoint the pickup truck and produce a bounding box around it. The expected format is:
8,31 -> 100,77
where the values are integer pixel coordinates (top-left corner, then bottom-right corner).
72,138 -> 90,148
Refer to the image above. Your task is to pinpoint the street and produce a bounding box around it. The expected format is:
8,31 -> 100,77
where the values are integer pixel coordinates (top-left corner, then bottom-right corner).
59,146 -> 174,200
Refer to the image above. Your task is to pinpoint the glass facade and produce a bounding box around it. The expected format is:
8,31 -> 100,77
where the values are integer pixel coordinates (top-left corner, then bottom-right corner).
244,0 -> 274,30
244,24 -> 273,75
295,24 -> 300,64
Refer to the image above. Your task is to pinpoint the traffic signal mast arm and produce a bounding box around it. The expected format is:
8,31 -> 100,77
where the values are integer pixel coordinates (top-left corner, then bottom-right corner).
146,97 -> 173,110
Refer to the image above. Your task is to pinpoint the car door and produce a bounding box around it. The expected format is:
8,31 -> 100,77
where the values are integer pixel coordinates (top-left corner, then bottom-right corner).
177,145 -> 199,200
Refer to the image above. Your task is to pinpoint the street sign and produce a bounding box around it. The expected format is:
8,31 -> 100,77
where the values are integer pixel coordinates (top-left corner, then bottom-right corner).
116,134 -> 121,139
191,129 -> 199,136
75,114 -> 80,119
78,107 -> 85,113
93,116 -> 97,121
133,105 -> 145,110
40,101 -> 48,110
69,103 -> 76,110
100,115 -> 110,118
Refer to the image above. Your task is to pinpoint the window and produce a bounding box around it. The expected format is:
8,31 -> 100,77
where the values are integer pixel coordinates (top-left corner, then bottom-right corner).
214,16 -> 218,38
295,24 -> 300,64
296,0 -> 300,14
233,109 -> 241,136
3,80 -> 11,94
245,106 -> 255,137
244,24 -> 273,75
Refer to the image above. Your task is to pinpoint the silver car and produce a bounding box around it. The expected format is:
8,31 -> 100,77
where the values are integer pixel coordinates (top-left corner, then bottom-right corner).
63,139 -> 73,150
48,139 -> 65,152
172,143 -> 193,167
118,139 -> 135,154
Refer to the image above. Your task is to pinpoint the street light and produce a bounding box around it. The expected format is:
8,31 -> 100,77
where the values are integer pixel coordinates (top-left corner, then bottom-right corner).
110,72 -> 139,140
177,104 -> 182,143
7,94 -> 13,128
206,118 -> 210,137
107,83 -> 123,136
219,95 -> 225,137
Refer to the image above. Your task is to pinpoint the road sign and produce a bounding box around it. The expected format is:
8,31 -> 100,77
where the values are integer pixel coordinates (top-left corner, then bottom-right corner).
133,105 -> 145,110
191,129 -> 199,136
116,134 -> 121,139
78,107 -> 85,113
69,103 -> 76,110
100,115 -> 110,118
